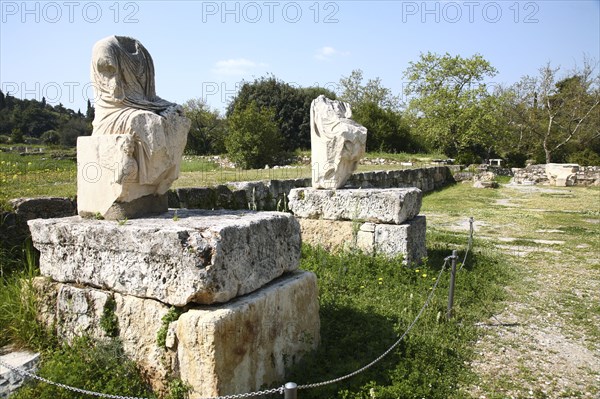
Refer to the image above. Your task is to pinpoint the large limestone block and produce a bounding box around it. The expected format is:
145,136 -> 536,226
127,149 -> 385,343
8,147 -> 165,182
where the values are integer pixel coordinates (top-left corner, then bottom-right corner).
546,163 -> 579,186
175,271 -> 320,397
310,95 -> 367,189
33,272 -> 319,398
356,216 -> 427,264
28,209 -> 301,305
288,188 -> 422,224
297,217 -> 427,264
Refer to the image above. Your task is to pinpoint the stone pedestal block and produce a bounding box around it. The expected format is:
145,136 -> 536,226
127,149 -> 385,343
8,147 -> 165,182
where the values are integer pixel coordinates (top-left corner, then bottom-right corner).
28,209 -> 301,305
546,163 -> 579,186
0,349 -> 40,398
297,216 -> 427,264
356,216 -> 427,264
33,271 -> 319,398
288,188 -> 422,225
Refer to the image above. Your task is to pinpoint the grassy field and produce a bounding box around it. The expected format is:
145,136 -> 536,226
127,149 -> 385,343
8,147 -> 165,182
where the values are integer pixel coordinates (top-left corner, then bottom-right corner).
0,149 -> 443,210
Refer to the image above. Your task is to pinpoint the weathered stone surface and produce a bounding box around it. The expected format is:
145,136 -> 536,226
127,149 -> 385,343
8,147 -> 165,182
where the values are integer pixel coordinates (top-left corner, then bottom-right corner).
546,163 -> 579,186
298,217 -> 427,264
288,188 -> 422,224
28,209 -> 301,305
175,271 -> 320,397
33,271 -> 319,398
79,35 -> 191,219
32,278 -> 180,394
0,347 -> 40,398
310,95 -> 367,189
360,216 -> 427,264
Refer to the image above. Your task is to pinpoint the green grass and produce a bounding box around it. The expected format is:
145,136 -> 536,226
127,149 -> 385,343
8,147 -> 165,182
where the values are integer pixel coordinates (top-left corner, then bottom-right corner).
0,149 -> 447,209
0,242 -> 49,350
11,337 -> 157,399
0,150 -> 77,210
286,238 -> 512,399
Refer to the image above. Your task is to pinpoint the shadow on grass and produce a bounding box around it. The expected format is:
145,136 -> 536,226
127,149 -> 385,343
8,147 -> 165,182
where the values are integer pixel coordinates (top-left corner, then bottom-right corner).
285,303 -> 401,399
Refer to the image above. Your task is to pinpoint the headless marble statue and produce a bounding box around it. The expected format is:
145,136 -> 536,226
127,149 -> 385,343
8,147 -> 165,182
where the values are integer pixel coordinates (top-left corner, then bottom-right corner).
310,95 -> 367,189
78,35 -> 190,219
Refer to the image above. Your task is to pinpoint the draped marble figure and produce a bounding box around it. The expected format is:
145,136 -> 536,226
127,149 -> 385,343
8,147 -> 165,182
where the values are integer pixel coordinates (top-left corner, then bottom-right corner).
310,95 -> 367,189
78,36 -> 189,219
90,35 -> 189,188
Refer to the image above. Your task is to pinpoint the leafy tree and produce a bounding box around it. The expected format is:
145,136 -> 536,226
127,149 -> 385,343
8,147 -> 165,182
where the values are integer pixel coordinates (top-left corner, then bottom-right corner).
227,76 -> 336,151
41,130 -> 61,145
86,100 -> 95,122
59,118 -> 91,146
498,59 -> 600,164
225,102 -> 282,169
182,98 -> 226,155
0,90 -> 5,110
351,102 -> 414,152
339,69 -> 401,111
403,52 -> 498,160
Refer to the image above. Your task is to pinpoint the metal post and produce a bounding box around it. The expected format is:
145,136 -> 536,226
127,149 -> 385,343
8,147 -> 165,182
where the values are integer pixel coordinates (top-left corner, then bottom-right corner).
447,250 -> 458,320
284,382 -> 298,399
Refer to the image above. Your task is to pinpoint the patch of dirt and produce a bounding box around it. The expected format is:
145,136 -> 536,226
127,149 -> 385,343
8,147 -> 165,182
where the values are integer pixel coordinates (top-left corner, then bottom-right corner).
432,186 -> 600,398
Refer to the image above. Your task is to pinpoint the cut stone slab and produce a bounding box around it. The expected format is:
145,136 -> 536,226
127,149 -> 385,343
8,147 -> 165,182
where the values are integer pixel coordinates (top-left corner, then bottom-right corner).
298,216 -> 427,264
546,163 -> 579,187
28,209 -> 301,306
33,271 -> 319,398
366,216 -> 427,264
0,347 -> 40,398
288,188 -> 422,225
176,271 -> 320,397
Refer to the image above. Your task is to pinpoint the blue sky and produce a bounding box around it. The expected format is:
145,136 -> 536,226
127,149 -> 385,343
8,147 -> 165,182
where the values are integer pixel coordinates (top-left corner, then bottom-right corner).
1,0 -> 599,113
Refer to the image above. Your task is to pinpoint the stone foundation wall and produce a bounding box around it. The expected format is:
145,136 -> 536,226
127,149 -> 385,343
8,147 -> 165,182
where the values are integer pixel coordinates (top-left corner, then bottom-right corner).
512,164 -> 600,186
2,167 -> 454,251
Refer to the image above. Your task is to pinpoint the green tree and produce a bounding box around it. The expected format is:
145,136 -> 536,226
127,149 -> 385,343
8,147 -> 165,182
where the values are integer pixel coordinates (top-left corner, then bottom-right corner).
59,118 -> 91,146
86,99 -> 95,122
227,76 -> 336,151
225,102 -> 282,169
403,52 -> 498,160
498,59 -> 600,164
339,69 -> 401,111
338,69 -> 415,152
182,98 -> 226,155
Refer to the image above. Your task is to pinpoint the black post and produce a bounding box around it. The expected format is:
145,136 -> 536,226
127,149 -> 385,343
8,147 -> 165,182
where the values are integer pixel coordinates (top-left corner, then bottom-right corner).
447,250 -> 458,320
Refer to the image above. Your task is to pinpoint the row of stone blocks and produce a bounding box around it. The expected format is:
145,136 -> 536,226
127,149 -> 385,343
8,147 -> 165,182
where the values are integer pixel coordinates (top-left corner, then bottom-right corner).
28,210 -> 320,397
288,187 -> 427,264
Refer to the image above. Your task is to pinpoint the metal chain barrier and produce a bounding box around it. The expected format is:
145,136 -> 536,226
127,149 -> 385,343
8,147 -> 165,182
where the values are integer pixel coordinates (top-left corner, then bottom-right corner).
458,216 -> 474,271
297,258 -> 449,391
0,357 -> 284,399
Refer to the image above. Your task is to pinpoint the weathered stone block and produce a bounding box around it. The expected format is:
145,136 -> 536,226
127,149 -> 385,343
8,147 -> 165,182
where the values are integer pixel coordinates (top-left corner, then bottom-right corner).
298,216 -> 427,264
28,209 -> 301,305
176,271 -> 320,397
288,188 -> 422,224
33,271 -> 319,398
0,349 -> 40,398
372,216 -> 427,264
546,163 -> 579,186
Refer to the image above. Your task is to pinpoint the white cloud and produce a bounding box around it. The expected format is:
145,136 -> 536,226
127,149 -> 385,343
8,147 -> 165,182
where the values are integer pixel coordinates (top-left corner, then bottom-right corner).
315,46 -> 350,61
212,58 -> 268,76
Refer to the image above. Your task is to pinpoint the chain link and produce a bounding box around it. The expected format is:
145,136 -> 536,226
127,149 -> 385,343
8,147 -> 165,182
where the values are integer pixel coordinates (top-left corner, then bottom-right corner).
459,217 -> 474,271
0,358 -> 284,399
298,258 -> 449,390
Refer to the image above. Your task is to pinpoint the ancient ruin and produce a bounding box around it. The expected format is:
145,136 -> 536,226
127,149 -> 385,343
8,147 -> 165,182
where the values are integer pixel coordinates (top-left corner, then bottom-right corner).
289,187 -> 427,264
25,36 -> 321,398
310,95 -> 367,189
78,35 -> 190,219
